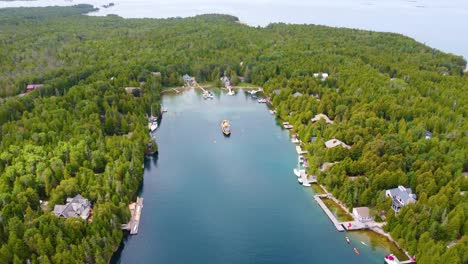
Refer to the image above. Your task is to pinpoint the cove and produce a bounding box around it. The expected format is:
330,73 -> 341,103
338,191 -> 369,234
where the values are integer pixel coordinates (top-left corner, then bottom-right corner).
112,88 -> 394,263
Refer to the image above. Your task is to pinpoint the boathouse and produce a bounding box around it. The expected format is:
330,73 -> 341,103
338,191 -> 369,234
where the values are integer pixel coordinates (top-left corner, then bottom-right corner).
353,207 -> 373,222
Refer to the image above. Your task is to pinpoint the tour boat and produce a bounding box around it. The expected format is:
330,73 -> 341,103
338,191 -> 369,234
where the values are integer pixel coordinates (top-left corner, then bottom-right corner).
221,120 -> 231,136
354,248 -> 360,255
384,254 -> 401,264
346,237 -> 350,244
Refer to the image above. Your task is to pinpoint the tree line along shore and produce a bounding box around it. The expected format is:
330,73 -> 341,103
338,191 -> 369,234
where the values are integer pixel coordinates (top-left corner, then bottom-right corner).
0,5 -> 466,264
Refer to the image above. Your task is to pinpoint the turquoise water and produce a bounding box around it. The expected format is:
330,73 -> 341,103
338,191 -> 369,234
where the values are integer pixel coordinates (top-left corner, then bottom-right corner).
112,89 -> 393,263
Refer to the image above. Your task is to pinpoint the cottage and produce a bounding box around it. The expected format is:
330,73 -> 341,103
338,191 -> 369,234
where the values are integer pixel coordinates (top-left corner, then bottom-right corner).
293,92 -> 302,97
125,87 -> 141,96
425,131 -> 433,140
309,136 -> 317,143
26,84 -> 44,92
273,89 -> 281,95
311,113 -> 334,124
385,186 -> 417,213
313,73 -> 329,81
353,207 -> 373,222
183,74 -> 195,84
325,139 -> 351,149
53,194 -> 91,220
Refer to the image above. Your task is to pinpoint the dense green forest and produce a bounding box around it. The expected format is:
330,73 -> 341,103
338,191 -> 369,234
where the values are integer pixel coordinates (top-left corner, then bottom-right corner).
0,5 -> 466,263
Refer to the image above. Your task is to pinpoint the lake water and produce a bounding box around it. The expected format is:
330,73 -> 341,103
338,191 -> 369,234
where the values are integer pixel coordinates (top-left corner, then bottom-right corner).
110,89 -> 400,263
1,0 -> 467,62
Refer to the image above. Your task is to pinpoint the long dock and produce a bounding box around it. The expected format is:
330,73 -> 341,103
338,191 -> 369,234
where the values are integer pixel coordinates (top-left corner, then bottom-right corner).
314,195 -> 345,231
121,197 -> 143,235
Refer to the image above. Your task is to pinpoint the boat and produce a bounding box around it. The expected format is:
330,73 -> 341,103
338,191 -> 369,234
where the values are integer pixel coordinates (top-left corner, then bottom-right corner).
298,155 -> 304,164
221,120 -> 231,136
361,241 -> 368,246
227,90 -> 235,96
346,237 -> 350,244
354,248 -> 360,255
203,91 -> 214,99
384,254 -> 401,264
293,168 -> 305,177
150,121 -> 158,132
257,98 -> 267,103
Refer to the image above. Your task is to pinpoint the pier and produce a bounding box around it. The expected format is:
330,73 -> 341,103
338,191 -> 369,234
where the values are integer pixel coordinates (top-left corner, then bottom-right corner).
121,197 -> 143,235
314,194 -> 345,231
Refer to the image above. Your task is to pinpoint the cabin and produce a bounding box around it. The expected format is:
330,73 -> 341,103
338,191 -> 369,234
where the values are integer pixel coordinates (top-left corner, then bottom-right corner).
385,186 -> 417,213
125,87 -> 141,97
183,74 -> 195,85
311,113 -> 334,124
425,131 -> 433,140
53,194 -> 91,220
26,84 -> 44,92
353,207 -> 373,222
273,89 -> 281,95
313,72 -> 329,81
309,136 -> 317,143
293,92 -> 302,97
325,139 -> 351,149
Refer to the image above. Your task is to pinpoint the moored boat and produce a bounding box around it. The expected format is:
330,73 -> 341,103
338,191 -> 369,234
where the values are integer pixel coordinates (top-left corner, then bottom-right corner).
221,120 -> 231,136
354,247 -> 360,255
150,121 -> 158,132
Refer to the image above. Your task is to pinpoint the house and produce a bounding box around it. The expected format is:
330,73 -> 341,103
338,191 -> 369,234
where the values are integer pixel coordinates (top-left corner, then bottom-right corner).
325,139 -> 351,149
26,84 -> 44,92
152,72 -> 161,76
293,92 -> 302,97
311,113 -> 334,124
385,186 -> 417,213
125,87 -> 141,96
353,207 -> 373,222
53,194 -> 91,220
183,74 -> 195,84
313,73 -> 329,81
309,136 -> 317,143
273,89 -> 281,95
425,131 -> 433,140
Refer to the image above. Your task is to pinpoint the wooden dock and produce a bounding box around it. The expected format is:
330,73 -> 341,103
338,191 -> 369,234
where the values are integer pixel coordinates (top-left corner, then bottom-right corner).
314,195 -> 345,231
121,197 -> 143,235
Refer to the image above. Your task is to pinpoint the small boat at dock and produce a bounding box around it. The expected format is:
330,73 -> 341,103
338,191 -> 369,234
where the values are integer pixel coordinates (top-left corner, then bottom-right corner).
257,98 -> 267,103
221,120 -> 231,136
150,121 -> 158,132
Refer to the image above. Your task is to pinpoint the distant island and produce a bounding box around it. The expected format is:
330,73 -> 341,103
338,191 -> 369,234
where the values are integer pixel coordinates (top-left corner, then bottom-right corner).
0,4 -> 465,264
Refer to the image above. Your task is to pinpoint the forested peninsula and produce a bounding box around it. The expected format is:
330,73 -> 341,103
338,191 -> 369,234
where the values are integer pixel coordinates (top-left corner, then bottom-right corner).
0,5 -> 466,264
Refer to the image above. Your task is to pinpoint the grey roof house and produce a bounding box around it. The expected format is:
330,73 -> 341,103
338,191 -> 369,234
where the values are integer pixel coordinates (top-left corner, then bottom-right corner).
53,194 -> 91,220
385,186 -> 417,213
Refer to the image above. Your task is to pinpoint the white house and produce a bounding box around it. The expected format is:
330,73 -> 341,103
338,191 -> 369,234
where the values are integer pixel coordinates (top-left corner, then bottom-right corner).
313,72 -> 329,81
353,207 -> 373,222
385,186 -> 417,213
311,113 -> 334,124
325,139 -> 351,149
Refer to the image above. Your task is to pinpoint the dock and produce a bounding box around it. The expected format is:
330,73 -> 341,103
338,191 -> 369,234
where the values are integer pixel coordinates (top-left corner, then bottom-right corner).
314,195 -> 345,231
121,197 -> 143,235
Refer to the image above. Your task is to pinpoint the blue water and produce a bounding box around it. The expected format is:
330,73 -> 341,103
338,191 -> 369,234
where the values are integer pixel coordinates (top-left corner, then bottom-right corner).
112,89 -> 393,263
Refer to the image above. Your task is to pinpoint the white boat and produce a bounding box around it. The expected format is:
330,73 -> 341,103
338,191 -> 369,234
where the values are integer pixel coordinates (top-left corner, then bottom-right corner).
227,90 -> 235,96
202,91 -> 214,99
150,121 -> 158,132
302,181 -> 311,187
298,156 -> 304,164
257,98 -> 267,103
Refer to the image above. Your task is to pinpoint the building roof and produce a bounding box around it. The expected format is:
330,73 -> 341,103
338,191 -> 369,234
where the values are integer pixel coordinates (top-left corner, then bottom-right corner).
311,113 -> 334,124
310,136 -> 317,142
386,186 -> 417,205
26,84 -> 44,90
325,139 -> 351,149
293,92 -> 303,97
353,207 -> 371,218
54,194 -> 91,220
273,89 -> 281,95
